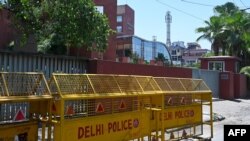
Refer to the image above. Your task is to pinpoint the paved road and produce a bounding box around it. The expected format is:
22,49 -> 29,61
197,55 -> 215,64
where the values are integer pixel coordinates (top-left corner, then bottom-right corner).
204,98 -> 250,141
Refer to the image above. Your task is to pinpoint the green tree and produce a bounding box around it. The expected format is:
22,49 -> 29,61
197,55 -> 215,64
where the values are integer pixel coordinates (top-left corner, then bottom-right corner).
4,0 -> 112,54
240,66 -> 250,89
240,66 -> 250,78
155,53 -> 165,62
196,16 -> 224,56
214,2 -> 250,56
155,53 -> 170,66
196,2 -> 250,64
131,52 -> 139,64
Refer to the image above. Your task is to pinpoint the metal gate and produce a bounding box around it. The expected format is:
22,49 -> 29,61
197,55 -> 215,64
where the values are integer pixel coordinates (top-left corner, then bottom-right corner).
0,72 -> 52,141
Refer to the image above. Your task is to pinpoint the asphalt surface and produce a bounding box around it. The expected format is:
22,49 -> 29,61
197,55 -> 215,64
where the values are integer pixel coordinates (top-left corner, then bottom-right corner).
204,98 -> 250,141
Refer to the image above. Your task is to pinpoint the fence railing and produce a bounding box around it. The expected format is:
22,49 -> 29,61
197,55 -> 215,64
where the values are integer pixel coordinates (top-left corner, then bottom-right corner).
0,51 -> 87,78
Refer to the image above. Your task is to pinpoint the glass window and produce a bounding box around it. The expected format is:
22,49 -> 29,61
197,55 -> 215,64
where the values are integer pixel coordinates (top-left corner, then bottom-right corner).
144,42 -> 153,62
155,43 -> 171,64
117,26 -> 122,33
128,36 -> 172,64
208,61 -> 224,71
95,6 -> 104,14
172,56 -> 177,61
117,15 -> 122,22
132,37 -> 142,58
172,50 -> 176,55
116,50 -> 124,57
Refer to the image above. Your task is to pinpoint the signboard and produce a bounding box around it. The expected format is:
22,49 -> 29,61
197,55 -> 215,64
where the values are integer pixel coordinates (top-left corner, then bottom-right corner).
221,74 -> 229,80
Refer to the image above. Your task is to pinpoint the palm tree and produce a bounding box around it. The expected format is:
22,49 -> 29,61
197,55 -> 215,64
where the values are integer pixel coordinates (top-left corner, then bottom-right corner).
213,2 -> 250,57
196,16 -> 224,56
214,2 -> 238,16
240,66 -> 250,89
240,66 -> 250,78
197,2 -> 250,58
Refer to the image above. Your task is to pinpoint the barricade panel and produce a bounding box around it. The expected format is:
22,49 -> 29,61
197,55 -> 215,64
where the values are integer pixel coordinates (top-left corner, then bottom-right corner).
51,74 -> 95,95
164,78 -> 186,91
87,75 -> 121,94
114,75 -> 143,93
0,72 -> 52,141
2,72 -> 50,96
0,102 -> 29,124
50,74 -> 213,141
154,77 -> 172,91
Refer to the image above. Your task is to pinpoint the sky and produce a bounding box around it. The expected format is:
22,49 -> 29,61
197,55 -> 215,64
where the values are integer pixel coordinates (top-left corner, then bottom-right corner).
117,0 -> 250,50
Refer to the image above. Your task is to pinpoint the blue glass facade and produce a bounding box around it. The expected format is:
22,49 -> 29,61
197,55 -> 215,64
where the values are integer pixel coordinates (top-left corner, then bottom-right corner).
117,36 -> 171,64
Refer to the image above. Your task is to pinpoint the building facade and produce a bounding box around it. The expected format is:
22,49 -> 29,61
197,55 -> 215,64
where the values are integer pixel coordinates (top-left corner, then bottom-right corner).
168,41 -> 186,66
168,41 -> 210,67
0,0 -> 118,61
182,42 -> 209,66
116,35 -> 171,65
70,0 -> 117,61
182,49 -> 209,66
116,5 -> 134,36
0,8 -> 13,49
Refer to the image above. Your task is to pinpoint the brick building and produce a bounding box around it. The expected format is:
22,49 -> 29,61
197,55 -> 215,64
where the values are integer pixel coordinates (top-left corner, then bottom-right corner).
0,8 -> 14,50
69,0 -> 118,61
182,42 -> 209,66
92,0 -> 117,61
0,0 -> 118,61
116,5 -> 134,36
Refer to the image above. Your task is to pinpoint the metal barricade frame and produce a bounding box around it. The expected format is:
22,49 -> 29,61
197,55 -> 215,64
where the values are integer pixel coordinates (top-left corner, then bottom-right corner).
0,72 -> 52,141
49,73 -> 213,141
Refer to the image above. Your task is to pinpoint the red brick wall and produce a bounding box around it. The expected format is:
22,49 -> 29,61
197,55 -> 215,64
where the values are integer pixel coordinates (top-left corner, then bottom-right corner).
117,5 -> 134,35
94,0 -> 117,61
88,60 -> 192,78
200,60 -> 208,70
200,57 -> 239,73
124,5 -> 134,35
224,60 -> 236,73
219,72 -> 234,99
0,9 -> 14,49
234,74 -> 247,98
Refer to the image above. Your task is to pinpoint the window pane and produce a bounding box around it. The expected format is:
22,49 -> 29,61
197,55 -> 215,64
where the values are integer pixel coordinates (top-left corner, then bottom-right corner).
208,62 -> 214,70
172,50 -> 176,55
95,6 -> 104,14
117,16 -> 122,22
208,61 -> 224,71
117,26 -> 122,33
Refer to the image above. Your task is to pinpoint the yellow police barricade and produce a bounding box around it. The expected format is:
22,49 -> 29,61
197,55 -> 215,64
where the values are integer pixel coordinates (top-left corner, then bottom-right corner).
0,72 -> 52,141
152,77 -> 213,141
50,74 -> 213,141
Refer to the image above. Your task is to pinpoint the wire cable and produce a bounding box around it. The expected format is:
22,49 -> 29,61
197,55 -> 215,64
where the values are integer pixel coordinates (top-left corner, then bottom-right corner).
239,0 -> 247,8
181,0 -> 214,7
155,0 -> 205,21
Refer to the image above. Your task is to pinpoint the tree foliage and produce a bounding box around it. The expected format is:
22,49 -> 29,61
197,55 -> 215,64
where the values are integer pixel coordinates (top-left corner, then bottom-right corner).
4,0 -> 112,54
240,66 -> 250,78
196,2 -> 250,62
196,16 -> 224,56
